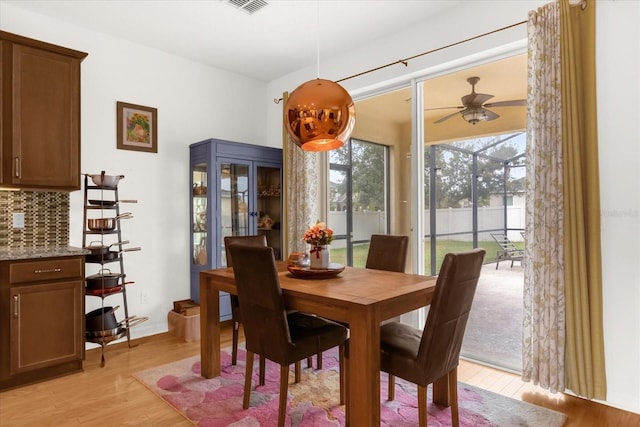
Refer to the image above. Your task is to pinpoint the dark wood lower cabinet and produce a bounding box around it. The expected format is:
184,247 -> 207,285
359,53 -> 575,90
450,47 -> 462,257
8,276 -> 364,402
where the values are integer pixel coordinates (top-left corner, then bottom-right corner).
0,256 -> 84,390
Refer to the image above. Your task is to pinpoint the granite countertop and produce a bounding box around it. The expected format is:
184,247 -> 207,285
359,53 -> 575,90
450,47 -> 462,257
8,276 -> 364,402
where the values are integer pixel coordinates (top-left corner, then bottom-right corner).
0,246 -> 90,261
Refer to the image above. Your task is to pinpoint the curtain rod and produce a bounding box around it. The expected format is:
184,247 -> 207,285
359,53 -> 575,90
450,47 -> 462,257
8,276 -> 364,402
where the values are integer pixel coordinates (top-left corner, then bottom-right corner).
335,20 -> 526,84
274,0 -> 586,104
340,0 -> 587,83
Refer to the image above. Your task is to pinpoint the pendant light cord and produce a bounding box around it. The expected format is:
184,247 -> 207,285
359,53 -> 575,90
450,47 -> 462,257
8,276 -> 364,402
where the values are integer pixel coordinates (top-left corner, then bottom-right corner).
316,0 -> 320,78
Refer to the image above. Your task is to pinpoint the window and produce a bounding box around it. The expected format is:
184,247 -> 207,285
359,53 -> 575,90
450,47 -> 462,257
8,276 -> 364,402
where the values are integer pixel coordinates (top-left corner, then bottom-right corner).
329,139 -> 389,267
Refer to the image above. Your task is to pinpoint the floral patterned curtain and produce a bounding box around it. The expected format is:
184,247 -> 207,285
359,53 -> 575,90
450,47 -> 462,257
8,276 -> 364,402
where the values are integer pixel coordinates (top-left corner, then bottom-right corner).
282,92 -> 318,255
524,0 -> 605,399
523,0 -> 565,393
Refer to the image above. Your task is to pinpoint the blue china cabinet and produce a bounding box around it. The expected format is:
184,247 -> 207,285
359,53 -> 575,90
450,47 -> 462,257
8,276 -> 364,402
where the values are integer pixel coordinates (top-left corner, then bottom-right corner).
189,139 -> 282,315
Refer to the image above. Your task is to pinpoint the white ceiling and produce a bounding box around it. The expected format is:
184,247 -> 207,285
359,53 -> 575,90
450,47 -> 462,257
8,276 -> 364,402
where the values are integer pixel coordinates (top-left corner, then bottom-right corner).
4,0 -> 464,82
4,0 -> 527,142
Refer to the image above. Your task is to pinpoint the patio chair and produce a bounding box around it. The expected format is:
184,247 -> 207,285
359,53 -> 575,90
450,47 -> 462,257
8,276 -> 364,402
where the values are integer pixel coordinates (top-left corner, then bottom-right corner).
490,232 -> 524,269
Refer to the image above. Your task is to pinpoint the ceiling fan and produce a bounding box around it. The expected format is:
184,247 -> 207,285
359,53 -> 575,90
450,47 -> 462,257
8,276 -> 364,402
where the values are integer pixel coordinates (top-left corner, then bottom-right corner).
431,76 -> 526,125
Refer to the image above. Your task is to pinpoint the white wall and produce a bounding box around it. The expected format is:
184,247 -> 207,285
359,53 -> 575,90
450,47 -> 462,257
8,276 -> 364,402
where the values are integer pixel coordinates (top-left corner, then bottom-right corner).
1,3 -> 269,340
593,0 -> 640,413
267,0 -> 640,414
2,0 -> 639,415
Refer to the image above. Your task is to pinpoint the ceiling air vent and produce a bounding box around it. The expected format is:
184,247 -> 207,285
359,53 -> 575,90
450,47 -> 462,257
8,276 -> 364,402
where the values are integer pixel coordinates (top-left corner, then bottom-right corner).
227,0 -> 268,15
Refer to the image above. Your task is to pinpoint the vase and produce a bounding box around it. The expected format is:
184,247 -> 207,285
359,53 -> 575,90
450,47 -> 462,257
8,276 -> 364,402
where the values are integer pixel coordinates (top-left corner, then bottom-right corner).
309,245 -> 330,269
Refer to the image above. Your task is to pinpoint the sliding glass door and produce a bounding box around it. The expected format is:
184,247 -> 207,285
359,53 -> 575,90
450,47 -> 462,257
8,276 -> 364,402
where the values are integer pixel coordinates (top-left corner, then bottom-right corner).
351,53 -> 527,372
329,139 -> 389,267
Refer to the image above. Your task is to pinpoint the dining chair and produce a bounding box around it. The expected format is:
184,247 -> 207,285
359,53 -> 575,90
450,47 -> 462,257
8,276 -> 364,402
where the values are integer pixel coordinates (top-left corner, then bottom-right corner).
366,234 -> 409,272
228,244 -> 348,427
360,234 -> 409,328
224,235 -> 268,367
380,248 -> 486,427
225,235 -> 316,374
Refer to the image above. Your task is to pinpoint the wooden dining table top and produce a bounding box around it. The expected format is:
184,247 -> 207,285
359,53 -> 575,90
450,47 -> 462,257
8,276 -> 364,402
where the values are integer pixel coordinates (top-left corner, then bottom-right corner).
199,261 -> 439,426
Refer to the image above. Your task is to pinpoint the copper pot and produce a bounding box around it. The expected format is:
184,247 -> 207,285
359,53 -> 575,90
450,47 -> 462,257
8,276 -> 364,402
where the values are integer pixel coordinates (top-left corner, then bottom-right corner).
87,213 -> 132,231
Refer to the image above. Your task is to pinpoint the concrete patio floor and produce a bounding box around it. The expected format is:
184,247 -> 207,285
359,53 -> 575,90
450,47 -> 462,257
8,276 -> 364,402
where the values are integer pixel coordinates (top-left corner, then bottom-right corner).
461,261 -> 524,372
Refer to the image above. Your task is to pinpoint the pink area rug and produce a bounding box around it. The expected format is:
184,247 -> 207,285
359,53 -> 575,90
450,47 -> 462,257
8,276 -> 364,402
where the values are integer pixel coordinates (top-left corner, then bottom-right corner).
133,347 -> 566,426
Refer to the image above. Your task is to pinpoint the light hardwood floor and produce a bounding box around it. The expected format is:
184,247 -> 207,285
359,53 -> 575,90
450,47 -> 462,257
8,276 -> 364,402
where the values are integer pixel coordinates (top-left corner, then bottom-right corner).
0,324 -> 638,426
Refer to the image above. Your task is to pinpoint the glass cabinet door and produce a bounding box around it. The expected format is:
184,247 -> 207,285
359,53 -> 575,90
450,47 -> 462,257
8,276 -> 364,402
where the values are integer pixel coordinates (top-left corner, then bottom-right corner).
192,162 -> 208,267
190,138 -> 282,307
218,160 -> 251,266
256,164 -> 282,260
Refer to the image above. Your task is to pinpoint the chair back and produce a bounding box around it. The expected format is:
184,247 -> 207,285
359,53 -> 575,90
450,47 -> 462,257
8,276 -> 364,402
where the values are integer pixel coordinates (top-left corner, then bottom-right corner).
417,249 -> 485,381
365,234 -> 409,272
228,244 -> 293,362
224,235 -> 268,321
224,235 -> 267,267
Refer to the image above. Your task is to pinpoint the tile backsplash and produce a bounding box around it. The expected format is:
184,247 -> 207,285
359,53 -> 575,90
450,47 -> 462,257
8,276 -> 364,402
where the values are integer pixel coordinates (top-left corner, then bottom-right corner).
0,190 -> 69,248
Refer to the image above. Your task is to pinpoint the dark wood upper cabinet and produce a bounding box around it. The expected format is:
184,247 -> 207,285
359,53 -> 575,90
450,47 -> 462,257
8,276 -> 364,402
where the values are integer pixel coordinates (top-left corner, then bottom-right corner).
0,31 -> 88,191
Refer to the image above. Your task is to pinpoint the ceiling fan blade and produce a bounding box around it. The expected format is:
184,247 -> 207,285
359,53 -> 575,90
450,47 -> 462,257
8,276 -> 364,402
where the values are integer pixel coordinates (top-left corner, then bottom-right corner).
424,105 -> 464,112
484,108 -> 500,121
462,92 -> 493,106
484,99 -> 527,108
434,110 -> 461,124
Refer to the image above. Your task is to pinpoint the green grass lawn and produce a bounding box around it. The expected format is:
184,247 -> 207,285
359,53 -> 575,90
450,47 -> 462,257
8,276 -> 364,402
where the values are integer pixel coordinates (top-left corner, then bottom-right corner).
329,239 -> 523,272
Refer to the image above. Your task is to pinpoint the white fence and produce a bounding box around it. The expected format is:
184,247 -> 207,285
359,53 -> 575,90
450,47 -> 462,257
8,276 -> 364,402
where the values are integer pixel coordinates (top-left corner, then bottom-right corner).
329,206 -> 525,248
424,206 -> 526,242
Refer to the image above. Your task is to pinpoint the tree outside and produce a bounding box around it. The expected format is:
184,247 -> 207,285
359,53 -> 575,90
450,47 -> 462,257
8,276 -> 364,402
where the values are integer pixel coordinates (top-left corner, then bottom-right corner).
330,139 -> 386,212
425,134 -> 525,209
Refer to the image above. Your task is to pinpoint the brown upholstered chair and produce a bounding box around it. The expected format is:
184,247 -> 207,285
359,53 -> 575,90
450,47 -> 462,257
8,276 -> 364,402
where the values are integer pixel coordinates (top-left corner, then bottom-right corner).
224,234 -> 268,367
365,234 -> 409,272
229,244 -> 348,427
225,235 -> 316,375
380,248 -> 486,427
361,234 -> 409,328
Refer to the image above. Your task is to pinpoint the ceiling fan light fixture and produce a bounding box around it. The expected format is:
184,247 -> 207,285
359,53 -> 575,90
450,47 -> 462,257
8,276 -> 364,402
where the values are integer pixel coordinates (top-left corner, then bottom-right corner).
461,108 -> 488,125
284,78 -> 355,151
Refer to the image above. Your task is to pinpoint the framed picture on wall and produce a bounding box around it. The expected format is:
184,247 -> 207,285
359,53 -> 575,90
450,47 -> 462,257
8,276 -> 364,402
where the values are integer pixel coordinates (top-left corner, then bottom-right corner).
116,101 -> 158,153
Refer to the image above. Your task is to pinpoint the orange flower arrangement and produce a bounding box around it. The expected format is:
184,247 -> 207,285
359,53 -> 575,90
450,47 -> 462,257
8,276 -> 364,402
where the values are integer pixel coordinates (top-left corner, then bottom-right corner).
303,220 -> 334,261
303,220 -> 334,247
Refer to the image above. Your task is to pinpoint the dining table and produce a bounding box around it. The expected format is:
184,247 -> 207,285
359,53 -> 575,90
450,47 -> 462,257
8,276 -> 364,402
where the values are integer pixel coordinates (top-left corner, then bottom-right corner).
200,261 -> 445,426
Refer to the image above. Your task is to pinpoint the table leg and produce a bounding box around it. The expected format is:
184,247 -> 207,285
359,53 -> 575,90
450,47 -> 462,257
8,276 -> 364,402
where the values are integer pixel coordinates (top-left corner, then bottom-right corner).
200,274 -> 220,378
347,305 -> 380,426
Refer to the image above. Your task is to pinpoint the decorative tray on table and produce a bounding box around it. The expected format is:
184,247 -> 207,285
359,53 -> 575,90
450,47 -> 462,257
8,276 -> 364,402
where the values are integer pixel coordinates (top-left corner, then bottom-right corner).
287,263 -> 345,279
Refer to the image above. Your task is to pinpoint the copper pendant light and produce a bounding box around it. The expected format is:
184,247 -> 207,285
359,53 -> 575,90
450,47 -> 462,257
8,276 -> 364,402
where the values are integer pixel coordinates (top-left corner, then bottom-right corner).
282,1 -> 355,152
284,78 -> 355,151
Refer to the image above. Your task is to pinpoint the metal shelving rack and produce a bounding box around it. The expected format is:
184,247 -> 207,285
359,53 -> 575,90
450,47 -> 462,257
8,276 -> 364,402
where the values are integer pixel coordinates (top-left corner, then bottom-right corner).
82,173 -> 140,366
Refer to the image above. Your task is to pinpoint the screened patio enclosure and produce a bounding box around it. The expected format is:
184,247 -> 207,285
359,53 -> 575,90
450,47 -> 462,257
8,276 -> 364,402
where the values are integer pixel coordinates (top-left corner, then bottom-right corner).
424,131 -> 526,276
